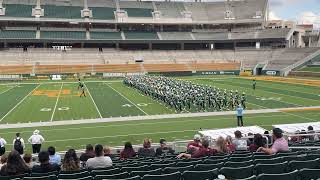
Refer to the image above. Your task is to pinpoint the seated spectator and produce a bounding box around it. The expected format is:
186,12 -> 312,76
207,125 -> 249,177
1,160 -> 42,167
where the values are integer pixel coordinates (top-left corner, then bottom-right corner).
86,144 -> 112,169
257,128 -> 289,154
80,144 -> 95,162
155,139 -> 175,157
247,133 -> 254,145
62,149 -> 80,172
232,130 -> 248,151
103,146 -> 115,159
263,131 -> 272,145
249,134 -> 265,152
215,136 -> 228,154
177,139 -> 217,159
32,151 -> 60,173
187,134 -> 202,153
225,135 -> 236,152
23,154 -> 38,169
0,150 -> 29,176
48,146 -> 61,165
138,138 -> 155,157
120,142 -> 136,159
307,126 -> 319,141
290,130 -> 301,143
0,154 -> 7,169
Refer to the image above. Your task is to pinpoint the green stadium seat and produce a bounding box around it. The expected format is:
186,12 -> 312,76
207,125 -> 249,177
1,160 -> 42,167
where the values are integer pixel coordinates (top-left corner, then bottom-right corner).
59,176 -> 93,180
281,155 -> 306,162
23,174 -> 57,180
142,172 -> 181,180
276,152 -> 298,157
163,165 -> 193,174
41,31 -> 86,40
0,30 -> 36,39
149,163 -> 176,170
253,155 -> 275,159
90,32 -> 122,40
182,169 -> 218,180
193,162 -> 224,171
94,172 -> 130,180
58,171 -> 90,179
288,158 -> 320,170
208,155 -> 228,159
122,165 -> 148,172
299,168 -> 320,180
237,175 -> 257,180
254,162 -> 288,175
0,173 -> 29,180
229,156 -> 252,162
220,165 -> 254,179
224,160 -> 253,168
90,7 -> 115,19
31,171 -> 58,177
43,5 -> 82,19
256,170 -> 299,180
4,4 -> 32,17
203,158 -> 227,164
124,32 -> 158,40
253,157 -> 284,164
176,160 -> 202,167
121,8 -> 153,17
304,153 -> 320,160
231,153 -> 252,157
130,168 -> 162,177
91,168 -> 121,176
100,176 -> 141,180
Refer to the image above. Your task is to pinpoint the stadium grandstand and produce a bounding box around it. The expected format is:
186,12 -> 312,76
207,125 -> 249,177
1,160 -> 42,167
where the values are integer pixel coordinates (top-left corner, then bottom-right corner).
0,0 -> 319,180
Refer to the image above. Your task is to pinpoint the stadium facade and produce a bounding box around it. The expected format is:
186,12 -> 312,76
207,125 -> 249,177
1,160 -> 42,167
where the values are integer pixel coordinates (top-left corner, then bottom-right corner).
0,0 -> 319,77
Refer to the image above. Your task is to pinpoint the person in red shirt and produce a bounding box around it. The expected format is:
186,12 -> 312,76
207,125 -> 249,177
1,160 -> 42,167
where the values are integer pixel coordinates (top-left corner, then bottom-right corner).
177,139 -> 216,159
187,134 -> 202,153
225,135 -> 236,153
248,134 -> 265,152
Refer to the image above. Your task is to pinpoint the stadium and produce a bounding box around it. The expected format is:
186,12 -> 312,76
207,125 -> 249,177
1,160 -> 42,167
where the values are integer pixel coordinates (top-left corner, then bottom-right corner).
0,0 -> 319,179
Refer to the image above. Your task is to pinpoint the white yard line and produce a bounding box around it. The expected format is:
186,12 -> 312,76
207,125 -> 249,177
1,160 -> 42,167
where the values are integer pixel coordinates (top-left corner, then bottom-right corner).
0,106 -> 319,129
105,83 -> 149,116
0,85 -> 16,95
0,114 -> 290,135
50,83 -> 63,122
280,111 -> 318,122
0,84 -> 40,122
84,83 -> 102,118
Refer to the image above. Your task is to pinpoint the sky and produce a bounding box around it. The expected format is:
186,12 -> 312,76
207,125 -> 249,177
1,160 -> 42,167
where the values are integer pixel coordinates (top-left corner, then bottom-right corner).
269,0 -> 320,29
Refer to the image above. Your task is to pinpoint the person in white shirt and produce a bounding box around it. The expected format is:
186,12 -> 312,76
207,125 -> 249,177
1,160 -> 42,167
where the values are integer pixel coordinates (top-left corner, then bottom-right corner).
13,133 -> 25,155
28,130 -> 45,154
86,144 -> 112,170
0,137 -> 7,156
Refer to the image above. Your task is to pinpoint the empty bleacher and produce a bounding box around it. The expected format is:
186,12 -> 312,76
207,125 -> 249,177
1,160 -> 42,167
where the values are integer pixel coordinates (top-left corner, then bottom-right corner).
90,32 -> 122,40
124,32 -> 159,40
40,30 -> 86,40
119,1 -> 154,18
3,4 -> 33,17
159,32 -> 193,40
42,5 -> 82,19
155,2 -> 185,18
90,7 -> 115,19
0,30 -> 36,39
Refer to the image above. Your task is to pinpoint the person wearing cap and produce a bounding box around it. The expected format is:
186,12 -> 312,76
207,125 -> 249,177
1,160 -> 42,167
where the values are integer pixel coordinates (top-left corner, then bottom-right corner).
232,130 -> 248,151
155,139 -> 175,157
28,130 -> 45,154
257,128 -> 288,154
187,134 -> 202,153
236,104 -> 244,127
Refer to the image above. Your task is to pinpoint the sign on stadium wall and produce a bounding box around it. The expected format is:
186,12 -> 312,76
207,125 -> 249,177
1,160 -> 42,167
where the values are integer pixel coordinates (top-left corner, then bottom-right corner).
197,70 -> 240,75
261,70 -> 280,76
103,72 -> 146,77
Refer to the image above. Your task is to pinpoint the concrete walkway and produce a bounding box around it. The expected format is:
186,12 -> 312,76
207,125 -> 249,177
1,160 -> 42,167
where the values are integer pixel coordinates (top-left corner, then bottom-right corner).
1,106 -> 319,129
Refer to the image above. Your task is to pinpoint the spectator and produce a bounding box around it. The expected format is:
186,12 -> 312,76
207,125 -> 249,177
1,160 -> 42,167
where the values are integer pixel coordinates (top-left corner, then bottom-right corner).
62,149 -> 80,172
215,137 -> 228,154
232,130 -> 248,151
187,134 -> 202,153
13,133 -> 25,155
28,130 -> 44,154
225,135 -> 236,152
0,137 -> 7,156
103,146 -> 114,159
86,144 -> 112,169
80,144 -> 95,162
155,139 -> 175,157
48,146 -> 61,165
120,142 -> 136,159
263,131 -> 271,145
0,154 -> 7,169
236,105 -> 244,127
137,138 -> 155,157
0,150 -> 29,176
249,134 -> 265,152
32,151 -> 60,173
291,130 -> 302,143
307,126 -> 319,141
247,133 -> 254,146
23,154 -> 38,169
257,128 -> 289,154
177,139 -> 216,159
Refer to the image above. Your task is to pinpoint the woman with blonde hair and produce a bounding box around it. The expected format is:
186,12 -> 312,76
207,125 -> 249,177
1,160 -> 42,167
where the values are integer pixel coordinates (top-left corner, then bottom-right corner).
225,135 -> 236,152
62,149 -> 80,172
215,136 -> 228,154
137,138 -> 155,157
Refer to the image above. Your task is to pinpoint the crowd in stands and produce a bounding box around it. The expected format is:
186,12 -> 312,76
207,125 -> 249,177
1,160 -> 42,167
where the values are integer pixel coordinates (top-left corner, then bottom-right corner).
0,126 -> 318,178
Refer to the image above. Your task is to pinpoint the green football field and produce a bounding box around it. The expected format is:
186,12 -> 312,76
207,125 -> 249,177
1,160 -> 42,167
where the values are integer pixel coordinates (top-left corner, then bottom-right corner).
0,76 -> 319,152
